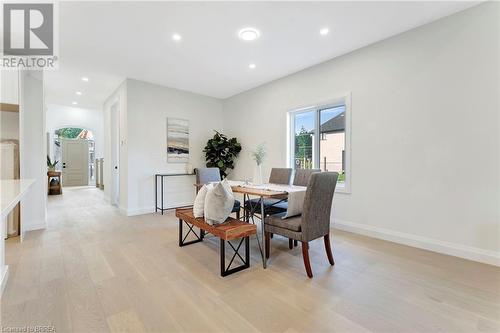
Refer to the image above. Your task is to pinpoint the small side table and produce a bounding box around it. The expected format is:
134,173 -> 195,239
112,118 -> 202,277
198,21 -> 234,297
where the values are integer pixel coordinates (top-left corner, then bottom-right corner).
47,171 -> 62,195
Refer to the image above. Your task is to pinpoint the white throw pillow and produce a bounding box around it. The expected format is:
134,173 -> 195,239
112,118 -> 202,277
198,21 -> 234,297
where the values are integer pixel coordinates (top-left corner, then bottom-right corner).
193,184 -> 212,218
220,179 -> 234,196
204,181 -> 235,225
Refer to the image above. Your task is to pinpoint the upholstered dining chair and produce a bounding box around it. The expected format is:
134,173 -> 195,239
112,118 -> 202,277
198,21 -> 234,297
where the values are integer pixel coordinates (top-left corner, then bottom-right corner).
268,168 -> 293,185
292,168 -> 321,186
264,172 -> 339,278
195,167 -> 241,219
244,168 -> 292,219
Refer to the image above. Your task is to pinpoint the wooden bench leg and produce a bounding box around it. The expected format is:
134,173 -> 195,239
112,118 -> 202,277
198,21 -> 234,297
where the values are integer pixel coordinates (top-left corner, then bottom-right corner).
220,236 -> 250,277
178,219 -> 203,247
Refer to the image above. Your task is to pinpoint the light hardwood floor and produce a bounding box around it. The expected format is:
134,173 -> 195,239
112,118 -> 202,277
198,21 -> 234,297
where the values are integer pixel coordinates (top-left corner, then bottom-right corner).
2,187 -> 499,332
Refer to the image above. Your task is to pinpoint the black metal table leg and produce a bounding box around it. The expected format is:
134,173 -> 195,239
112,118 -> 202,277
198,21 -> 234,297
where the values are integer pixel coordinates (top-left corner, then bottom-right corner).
161,175 -> 164,215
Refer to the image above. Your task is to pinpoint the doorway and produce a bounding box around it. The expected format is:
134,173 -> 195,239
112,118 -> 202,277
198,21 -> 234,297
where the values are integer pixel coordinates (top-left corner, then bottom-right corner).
61,139 -> 89,186
51,127 -> 96,186
110,103 -> 120,206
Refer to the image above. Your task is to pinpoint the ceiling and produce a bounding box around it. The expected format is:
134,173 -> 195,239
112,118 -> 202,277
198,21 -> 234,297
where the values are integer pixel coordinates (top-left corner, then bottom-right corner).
44,1 -> 480,109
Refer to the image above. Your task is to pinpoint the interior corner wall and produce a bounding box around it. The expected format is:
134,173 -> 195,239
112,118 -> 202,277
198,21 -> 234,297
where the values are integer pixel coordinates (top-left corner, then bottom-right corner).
103,80 -> 127,209
221,3 -> 499,265
125,79 -> 224,216
19,70 -> 47,232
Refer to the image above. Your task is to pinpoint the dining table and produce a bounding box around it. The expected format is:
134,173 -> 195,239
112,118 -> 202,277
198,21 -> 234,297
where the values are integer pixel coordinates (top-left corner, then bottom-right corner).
228,181 -> 307,269
193,180 -> 307,269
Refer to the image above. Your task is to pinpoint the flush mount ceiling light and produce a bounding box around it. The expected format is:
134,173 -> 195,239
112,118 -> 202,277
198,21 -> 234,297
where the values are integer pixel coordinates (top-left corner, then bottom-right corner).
76,91 -> 82,96
72,101 -> 78,105
320,28 -> 329,36
172,33 -> 182,41
81,77 -> 89,82
238,27 -> 260,41
248,63 -> 256,69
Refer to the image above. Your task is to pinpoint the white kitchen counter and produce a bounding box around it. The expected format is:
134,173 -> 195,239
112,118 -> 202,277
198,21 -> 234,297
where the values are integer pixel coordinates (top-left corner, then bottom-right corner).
0,179 -> 34,296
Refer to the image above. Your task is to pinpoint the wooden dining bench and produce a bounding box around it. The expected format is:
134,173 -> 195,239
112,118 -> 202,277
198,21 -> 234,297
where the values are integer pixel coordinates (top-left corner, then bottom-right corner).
175,208 -> 257,277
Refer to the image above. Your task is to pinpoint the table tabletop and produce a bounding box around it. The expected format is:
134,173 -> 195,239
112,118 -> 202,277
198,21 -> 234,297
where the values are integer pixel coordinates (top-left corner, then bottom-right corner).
230,186 -> 287,198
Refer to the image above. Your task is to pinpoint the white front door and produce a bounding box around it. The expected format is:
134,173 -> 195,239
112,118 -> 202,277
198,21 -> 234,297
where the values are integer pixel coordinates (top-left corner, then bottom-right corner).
61,139 -> 89,186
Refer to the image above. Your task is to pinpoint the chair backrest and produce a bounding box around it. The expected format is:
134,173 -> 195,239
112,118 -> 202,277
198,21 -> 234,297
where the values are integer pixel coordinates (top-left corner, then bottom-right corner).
301,172 -> 338,241
195,167 -> 221,185
293,168 -> 320,187
268,168 -> 292,185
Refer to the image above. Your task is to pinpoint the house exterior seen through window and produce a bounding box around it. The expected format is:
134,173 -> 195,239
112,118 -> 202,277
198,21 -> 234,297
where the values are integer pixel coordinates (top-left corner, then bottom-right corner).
289,95 -> 350,191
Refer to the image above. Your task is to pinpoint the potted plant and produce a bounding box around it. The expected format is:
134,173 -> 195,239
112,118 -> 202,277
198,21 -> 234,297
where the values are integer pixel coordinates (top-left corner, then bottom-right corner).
203,131 -> 242,179
47,155 -> 58,172
250,143 -> 266,184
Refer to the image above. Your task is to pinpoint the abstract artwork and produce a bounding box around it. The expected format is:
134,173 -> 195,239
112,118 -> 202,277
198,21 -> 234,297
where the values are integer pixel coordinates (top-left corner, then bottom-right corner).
167,118 -> 189,163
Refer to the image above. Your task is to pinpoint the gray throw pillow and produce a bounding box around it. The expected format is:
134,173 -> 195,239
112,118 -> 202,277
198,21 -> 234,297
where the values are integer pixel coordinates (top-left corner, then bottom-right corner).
204,181 -> 234,225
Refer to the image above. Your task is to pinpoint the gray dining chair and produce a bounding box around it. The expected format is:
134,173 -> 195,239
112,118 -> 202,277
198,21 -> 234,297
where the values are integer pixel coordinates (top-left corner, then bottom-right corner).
268,168 -> 293,185
244,168 -> 292,219
264,172 -> 339,278
292,168 -> 321,186
195,167 -> 241,219
267,168 -> 320,245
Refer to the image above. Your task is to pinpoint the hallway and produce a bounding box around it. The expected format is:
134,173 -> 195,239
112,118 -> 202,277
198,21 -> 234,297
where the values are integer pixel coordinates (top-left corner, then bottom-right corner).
1,187 -> 499,332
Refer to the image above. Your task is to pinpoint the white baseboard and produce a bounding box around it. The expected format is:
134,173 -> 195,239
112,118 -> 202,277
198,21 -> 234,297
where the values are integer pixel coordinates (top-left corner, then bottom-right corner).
333,219 -> 500,267
126,207 -> 155,216
23,220 -> 47,232
0,265 -> 9,297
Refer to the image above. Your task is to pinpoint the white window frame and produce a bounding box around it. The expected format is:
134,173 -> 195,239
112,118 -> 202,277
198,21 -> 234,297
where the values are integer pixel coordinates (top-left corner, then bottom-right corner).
287,93 -> 351,193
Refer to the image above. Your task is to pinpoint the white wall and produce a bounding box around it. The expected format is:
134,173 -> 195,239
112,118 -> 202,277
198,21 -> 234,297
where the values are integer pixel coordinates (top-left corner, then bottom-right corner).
46,104 -> 104,158
1,69 -> 20,141
0,70 -> 19,105
103,80 -> 128,209
19,71 -> 47,233
222,3 -> 499,265
125,79 -> 224,215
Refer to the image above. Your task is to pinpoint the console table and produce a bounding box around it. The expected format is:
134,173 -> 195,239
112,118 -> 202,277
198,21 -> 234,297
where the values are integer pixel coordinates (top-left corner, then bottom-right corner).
155,173 -> 195,215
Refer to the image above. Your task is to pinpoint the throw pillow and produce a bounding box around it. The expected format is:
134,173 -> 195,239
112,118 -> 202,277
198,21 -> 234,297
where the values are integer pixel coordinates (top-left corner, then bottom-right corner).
204,181 -> 235,225
193,184 -> 212,218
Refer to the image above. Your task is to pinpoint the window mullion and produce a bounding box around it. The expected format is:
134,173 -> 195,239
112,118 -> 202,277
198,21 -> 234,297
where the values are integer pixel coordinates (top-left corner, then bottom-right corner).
314,109 -> 321,169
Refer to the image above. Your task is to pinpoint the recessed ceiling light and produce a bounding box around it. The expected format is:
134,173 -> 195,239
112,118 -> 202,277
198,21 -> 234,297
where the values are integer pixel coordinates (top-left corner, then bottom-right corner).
238,27 -> 260,41
76,91 -> 82,96
172,33 -> 182,41
249,63 -> 256,69
81,77 -> 89,82
320,28 -> 329,36
72,101 -> 78,105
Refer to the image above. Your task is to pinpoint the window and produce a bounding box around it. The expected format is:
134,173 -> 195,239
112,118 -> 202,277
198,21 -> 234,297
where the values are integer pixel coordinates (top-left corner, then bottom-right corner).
288,94 -> 351,192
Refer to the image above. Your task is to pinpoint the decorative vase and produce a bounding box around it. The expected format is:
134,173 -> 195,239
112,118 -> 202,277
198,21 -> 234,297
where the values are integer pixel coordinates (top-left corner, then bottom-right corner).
253,164 -> 263,185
